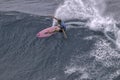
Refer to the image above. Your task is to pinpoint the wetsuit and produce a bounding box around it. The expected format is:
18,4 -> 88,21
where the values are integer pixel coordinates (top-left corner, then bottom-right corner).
58,20 -> 66,32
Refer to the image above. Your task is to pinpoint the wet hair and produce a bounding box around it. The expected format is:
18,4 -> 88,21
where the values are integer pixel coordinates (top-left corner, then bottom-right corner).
58,20 -> 61,24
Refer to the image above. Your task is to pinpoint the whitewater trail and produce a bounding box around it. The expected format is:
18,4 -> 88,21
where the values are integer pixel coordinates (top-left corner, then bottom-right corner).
54,0 -> 120,50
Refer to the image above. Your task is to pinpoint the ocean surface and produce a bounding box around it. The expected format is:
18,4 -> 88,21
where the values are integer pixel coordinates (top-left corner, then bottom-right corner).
0,0 -> 120,80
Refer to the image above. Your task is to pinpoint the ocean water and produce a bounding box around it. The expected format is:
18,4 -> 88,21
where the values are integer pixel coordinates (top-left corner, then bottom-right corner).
0,0 -> 120,80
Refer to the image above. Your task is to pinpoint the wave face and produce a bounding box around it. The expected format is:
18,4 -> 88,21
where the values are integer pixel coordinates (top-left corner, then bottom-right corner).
0,0 -> 120,80
0,0 -> 61,16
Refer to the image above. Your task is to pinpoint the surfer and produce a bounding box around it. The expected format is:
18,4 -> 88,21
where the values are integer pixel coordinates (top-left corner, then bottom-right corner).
37,16 -> 67,38
52,16 -> 67,38
52,17 -> 66,31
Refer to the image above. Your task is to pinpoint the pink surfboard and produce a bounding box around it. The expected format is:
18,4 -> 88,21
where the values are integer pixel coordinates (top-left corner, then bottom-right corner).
36,26 -> 60,38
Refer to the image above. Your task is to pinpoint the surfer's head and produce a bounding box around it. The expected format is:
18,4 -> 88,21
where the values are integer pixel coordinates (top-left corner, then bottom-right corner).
58,20 -> 61,24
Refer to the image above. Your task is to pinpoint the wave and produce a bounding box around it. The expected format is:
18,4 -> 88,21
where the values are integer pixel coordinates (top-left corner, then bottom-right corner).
54,0 -> 120,50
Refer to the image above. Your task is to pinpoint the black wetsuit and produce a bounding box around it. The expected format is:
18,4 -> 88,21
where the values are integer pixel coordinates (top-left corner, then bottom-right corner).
58,20 -> 66,32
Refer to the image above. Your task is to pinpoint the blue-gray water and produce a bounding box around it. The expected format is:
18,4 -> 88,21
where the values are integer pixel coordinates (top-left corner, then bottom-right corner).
0,0 -> 120,80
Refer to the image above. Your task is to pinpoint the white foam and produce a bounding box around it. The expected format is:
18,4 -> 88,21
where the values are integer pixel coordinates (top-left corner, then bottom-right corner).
90,38 -> 120,67
109,69 -> 120,80
83,35 -> 98,40
64,66 -> 89,79
65,66 -> 84,74
54,0 -> 120,49
54,0 -> 93,20
48,77 -> 56,80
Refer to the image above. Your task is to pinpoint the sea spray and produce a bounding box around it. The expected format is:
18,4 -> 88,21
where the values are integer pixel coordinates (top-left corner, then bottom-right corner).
54,0 -> 120,49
